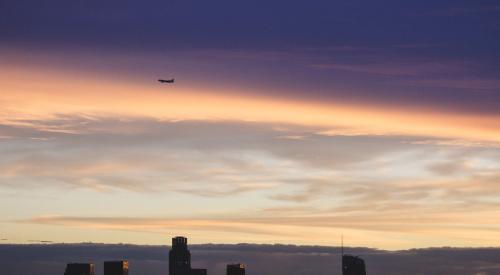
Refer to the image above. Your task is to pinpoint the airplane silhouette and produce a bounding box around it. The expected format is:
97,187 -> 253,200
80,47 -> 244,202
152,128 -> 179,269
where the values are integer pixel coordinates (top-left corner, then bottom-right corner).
158,78 -> 175,83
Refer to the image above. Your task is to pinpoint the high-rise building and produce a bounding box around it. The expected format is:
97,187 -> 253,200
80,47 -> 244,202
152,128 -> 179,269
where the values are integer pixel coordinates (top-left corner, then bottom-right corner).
169,236 -> 192,275
64,263 -> 95,275
104,260 -> 129,275
342,255 -> 366,275
168,236 -> 208,275
226,263 -> 245,275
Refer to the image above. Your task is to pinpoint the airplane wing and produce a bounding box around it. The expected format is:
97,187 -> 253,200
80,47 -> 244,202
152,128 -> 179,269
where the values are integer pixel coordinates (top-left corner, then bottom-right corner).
158,79 -> 174,83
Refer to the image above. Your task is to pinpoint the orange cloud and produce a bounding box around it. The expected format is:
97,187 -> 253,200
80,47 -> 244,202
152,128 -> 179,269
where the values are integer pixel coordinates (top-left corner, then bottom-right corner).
1,62 -> 500,145
23,210 -> 500,249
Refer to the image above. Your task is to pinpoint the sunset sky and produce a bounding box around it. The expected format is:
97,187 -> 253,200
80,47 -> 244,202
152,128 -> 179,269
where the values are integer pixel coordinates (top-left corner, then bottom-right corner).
1,0 -> 500,250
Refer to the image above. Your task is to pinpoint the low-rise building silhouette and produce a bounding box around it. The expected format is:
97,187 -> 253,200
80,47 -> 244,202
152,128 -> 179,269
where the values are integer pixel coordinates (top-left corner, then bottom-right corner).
64,263 -> 95,275
104,260 -> 129,275
227,263 -> 245,275
190,268 -> 208,275
342,255 -> 367,275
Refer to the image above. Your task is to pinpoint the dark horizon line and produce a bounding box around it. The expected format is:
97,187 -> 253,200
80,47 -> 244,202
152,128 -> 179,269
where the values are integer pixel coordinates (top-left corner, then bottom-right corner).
1,242 -> 499,252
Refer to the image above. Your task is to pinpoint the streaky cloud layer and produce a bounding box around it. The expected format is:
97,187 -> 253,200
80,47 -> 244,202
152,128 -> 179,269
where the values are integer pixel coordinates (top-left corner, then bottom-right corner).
1,59 -> 500,145
1,0 -> 500,249
1,115 -> 500,248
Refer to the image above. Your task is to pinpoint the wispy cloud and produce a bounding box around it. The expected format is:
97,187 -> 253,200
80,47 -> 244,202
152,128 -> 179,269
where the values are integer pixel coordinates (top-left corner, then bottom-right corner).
309,61 -> 464,77
21,206 -> 500,246
0,111 -> 499,249
1,116 -> 499,201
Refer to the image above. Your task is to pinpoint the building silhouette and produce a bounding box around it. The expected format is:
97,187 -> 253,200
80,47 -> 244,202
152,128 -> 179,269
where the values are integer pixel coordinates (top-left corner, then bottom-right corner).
342,255 -> 367,275
169,236 -> 207,275
169,236 -> 191,275
190,268 -> 207,275
104,260 -> 129,275
227,263 -> 245,275
64,263 -> 95,275
61,235 -> 370,275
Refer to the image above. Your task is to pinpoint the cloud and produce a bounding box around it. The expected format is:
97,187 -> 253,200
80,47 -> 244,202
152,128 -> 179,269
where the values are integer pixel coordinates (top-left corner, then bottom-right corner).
309,58 -> 500,92
23,216 -> 293,237
2,0 -> 500,252
2,0 -> 500,119
1,115 -> 500,248
427,160 -> 469,176
1,115 -> 499,200
309,61 -> 464,77
0,116 -> 415,192
401,78 -> 500,91
20,197 -> 500,242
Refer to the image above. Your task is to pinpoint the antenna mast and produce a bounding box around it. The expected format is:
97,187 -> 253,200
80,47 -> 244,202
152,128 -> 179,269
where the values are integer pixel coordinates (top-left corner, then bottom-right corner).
341,234 -> 344,256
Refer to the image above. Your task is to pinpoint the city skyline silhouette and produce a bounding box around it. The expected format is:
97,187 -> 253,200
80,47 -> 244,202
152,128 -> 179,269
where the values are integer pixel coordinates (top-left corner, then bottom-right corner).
62,236 -> 366,275
2,240 -> 500,274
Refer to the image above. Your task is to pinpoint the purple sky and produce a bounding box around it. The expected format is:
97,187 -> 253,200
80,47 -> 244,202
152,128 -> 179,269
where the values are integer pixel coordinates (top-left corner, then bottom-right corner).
1,0 -> 500,113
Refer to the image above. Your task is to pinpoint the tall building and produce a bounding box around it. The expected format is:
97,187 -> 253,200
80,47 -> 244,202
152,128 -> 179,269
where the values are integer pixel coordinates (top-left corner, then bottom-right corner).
226,263 -> 245,275
169,236 -> 192,275
169,236 -> 208,275
64,263 -> 95,275
342,255 -> 367,275
104,260 -> 129,275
